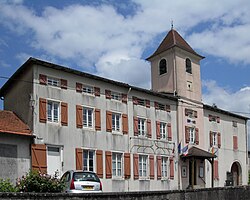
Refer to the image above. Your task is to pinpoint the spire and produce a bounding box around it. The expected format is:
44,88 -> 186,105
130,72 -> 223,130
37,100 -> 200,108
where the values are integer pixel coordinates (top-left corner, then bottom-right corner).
171,20 -> 174,30
146,29 -> 204,60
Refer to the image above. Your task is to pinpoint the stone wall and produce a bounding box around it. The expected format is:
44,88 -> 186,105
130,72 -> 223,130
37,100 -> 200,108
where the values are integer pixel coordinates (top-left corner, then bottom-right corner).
0,186 -> 250,200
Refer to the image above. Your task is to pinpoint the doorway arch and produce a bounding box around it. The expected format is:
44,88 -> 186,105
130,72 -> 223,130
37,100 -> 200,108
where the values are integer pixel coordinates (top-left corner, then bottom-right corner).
230,161 -> 242,186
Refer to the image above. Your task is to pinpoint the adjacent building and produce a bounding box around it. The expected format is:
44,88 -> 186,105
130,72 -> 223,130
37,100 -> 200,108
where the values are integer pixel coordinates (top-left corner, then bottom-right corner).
0,28 -> 248,191
0,110 -> 33,183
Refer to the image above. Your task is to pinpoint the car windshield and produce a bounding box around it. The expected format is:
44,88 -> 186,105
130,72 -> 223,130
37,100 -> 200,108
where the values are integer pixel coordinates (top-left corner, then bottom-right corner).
73,172 -> 100,182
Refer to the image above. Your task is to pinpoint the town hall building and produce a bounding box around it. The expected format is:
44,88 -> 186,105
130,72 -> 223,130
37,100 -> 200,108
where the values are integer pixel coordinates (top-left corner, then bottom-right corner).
0,28 -> 248,191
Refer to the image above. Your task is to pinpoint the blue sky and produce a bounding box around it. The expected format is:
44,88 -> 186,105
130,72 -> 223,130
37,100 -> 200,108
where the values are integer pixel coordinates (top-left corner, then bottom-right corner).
1,0 -> 250,119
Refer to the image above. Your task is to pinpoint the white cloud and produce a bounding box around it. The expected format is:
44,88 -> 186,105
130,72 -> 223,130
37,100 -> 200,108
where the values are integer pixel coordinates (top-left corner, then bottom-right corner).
202,80 -> 250,148
203,80 -> 250,117
1,0 -> 250,88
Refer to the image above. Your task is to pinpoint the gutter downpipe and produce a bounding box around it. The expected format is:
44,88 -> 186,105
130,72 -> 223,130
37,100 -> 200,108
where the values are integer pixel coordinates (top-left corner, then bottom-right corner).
173,48 -> 180,189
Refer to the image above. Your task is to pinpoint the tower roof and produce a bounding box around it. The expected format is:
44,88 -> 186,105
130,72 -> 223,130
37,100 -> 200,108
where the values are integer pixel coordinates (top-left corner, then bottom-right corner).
147,29 -> 204,60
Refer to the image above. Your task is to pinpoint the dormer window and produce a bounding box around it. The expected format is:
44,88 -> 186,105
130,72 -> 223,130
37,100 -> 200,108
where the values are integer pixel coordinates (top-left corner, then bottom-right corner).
159,59 -> 167,75
186,58 -> 192,74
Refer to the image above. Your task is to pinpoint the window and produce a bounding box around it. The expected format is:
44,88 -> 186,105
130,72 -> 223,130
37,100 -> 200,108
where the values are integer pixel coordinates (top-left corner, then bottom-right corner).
161,157 -> 168,178
83,150 -> 95,172
186,58 -> 192,74
111,91 -> 121,101
47,76 -> 60,87
112,113 -> 121,132
209,115 -> 220,123
159,59 -> 167,75
189,127 -> 195,144
232,121 -> 237,127
112,153 -> 122,177
137,98 -> 145,106
83,107 -> 93,128
211,132 -> 217,146
83,85 -> 94,94
138,118 -> 146,136
139,155 -> 148,178
210,131 -> 221,148
47,101 -> 59,122
158,103 -> 165,110
160,122 -> 167,139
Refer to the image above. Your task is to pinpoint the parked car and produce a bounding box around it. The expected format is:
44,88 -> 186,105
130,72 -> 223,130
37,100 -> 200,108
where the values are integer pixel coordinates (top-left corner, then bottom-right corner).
61,170 -> 102,193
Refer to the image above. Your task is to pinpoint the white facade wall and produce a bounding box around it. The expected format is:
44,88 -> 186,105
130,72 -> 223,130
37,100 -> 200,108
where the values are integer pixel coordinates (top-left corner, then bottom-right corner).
32,64 -> 179,192
203,110 -> 248,187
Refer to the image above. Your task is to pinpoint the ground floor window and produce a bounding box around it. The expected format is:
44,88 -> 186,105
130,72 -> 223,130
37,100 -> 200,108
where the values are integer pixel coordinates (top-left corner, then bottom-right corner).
83,149 -> 95,171
112,153 -> 122,177
139,155 -> 148,178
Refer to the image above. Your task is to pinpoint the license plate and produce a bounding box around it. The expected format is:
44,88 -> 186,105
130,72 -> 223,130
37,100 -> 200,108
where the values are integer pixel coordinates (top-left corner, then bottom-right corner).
82,186 -> 93,190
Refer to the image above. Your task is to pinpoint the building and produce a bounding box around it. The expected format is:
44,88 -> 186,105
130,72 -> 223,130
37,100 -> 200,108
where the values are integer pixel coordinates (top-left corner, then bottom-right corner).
0,28 -> 248,191
0,110 -> 33,183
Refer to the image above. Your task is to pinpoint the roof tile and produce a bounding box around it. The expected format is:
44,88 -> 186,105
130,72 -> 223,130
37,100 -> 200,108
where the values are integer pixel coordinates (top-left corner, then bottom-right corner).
147,29 -> 204,60
0,110 -> 32,136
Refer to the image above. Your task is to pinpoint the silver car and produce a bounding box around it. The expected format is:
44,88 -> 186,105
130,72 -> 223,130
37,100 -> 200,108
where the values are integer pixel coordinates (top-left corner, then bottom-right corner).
61,170 -> 102,193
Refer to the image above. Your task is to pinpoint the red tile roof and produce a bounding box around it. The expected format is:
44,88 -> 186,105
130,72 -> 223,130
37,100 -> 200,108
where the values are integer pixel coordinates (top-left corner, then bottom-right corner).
147,29 -> 204,60
0,110 -> 32,136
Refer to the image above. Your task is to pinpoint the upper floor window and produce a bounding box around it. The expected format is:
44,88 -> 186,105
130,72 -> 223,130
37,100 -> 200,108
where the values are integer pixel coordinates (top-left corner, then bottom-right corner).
47,100 -> 59,123
111,91 -> 121,101
232,121 -> 237,127
112,153 -> 122,177
160,122 -> 167,139
189,127 -> 195,144
39,74 -> 67,89
47,76 -> 60,87
186,58 -> 192,74
159,59 -> 167,75
138,118 -> 146,136
210,131 -> 221,148
83,107 -> 93,128
112,113 -> 121,132
83,85 -> 94,95
185,126 -> 199,145
76,105 -> 101,130
209,115 -> 220,123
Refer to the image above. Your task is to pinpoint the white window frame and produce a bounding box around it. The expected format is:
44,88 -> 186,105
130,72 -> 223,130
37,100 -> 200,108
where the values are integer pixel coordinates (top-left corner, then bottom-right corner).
160,122 -> 167,139
83,107 -> 93,128
112,152 -> 123,178
47,76 -> 60,87
112,113 -> 121,132
189,127 -> 195,144
82,85 -> 94,95
138,118 -> 146,137
139,154 -> 148,178
111,91 -> 121,101
47,100 -> 60,123
212,132 -> 217,147
161,157 -> 168,178
83,149 -> 95,172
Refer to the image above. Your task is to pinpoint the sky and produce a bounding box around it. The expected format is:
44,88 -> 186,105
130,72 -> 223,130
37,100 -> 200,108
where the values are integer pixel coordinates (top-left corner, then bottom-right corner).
1,0 -> 250,121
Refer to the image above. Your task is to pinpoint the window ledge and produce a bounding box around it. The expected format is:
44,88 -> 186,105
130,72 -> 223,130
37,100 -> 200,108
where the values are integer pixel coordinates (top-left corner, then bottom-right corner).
139,177 -> 150,181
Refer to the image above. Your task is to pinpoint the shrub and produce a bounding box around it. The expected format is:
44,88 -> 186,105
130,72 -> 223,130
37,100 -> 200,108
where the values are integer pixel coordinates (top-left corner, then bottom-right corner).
0,178 -> 17,192
16,170 -> 65,193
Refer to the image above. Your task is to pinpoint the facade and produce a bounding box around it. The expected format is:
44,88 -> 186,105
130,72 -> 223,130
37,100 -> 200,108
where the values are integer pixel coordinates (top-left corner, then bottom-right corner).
0,110 -> 33,183
0,28 -> 248,191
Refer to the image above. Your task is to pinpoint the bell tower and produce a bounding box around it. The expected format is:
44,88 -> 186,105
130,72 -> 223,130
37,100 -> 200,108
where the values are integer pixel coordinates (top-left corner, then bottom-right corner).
147,29 -> 204,102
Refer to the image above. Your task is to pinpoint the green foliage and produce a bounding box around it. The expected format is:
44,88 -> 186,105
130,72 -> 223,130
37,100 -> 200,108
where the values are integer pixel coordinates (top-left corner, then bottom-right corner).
16,170 -> 65,193
0,178 -> 18,192
248,170 -> 250,185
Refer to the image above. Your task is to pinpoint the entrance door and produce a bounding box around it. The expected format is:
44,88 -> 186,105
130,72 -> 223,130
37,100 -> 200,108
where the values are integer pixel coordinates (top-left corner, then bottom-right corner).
47,146 -> 62,177
189,159 -> 197,186
231,162 -> 239,186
